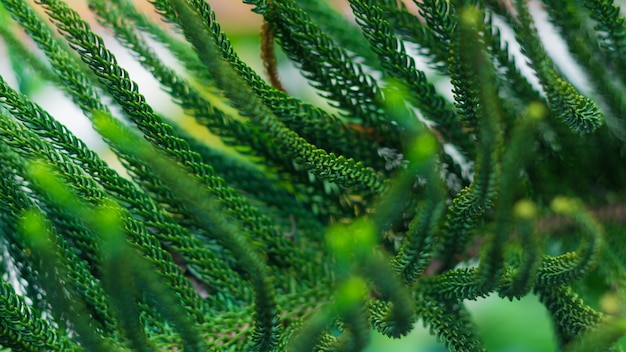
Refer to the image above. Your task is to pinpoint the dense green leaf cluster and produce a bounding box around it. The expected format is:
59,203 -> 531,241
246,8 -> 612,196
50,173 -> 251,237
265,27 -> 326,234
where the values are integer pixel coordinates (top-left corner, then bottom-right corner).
0,0 -> 625,350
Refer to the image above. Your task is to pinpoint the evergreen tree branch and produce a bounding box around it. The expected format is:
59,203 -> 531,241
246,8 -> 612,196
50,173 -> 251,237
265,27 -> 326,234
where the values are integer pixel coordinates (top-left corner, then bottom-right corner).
417,296 -> 486,351
440,6 -> 503,270
535,197 -> 603,287
0,279 -> 80,352
513,0 -> 604,134
150,0 -> 389,172
165,0 -> 385,194
93,111 -> 281,351
535,285 -> 604,347
244,0 -> 398,144
348,0 -> 472,156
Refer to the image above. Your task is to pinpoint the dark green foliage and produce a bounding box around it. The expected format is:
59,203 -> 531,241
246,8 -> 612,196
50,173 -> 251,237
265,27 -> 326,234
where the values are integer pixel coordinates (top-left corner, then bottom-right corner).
0,0 -> 625,351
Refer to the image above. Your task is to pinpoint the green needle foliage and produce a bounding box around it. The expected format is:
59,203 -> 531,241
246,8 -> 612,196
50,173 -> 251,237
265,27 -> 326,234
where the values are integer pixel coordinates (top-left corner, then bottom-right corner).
0,0 -> 625,350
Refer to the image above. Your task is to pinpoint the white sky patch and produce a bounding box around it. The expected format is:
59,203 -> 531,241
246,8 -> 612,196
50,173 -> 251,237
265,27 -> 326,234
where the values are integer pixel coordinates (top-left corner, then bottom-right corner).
529,3 -> 593,95
489,13 -> 543,94
443,143 -> 474,181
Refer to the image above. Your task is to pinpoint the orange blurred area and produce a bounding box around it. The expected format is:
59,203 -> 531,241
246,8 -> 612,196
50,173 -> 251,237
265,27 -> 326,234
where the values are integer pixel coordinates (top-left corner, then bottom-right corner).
22,0 -> 264,34
20,1 -> 424,35
207,1 -> 262,33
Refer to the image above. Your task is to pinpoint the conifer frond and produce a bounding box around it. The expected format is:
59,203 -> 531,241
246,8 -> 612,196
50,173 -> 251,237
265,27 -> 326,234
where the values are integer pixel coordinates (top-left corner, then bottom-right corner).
294,0 -> 382,70
513,0 -> 604,134
348,0 -> 470,155
417,296 -> 486,351
94,110 -> 281,350
440,5 -> 503,269
167,0 -> 385,194
535,197 -> 603,287
498,200 -> 543,300
540,0 -> 626,140
0,0 -> 625,350
391,132 -> 446,284
478,102 -> 544,285
536,285 -> 604,347
0,279 -> 79,351
582,0 -> 626,63
244,0 -> 396,139
389,6 -> 450,73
